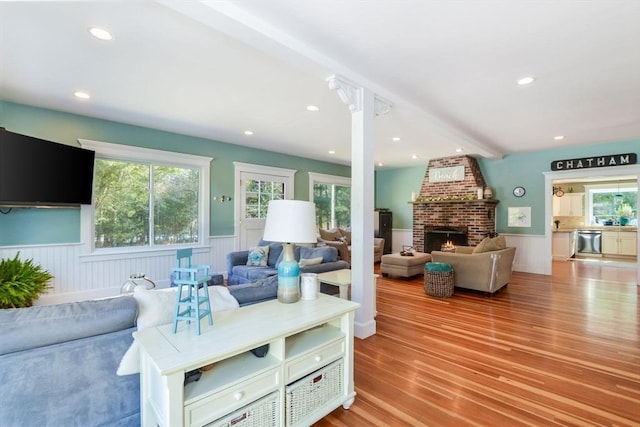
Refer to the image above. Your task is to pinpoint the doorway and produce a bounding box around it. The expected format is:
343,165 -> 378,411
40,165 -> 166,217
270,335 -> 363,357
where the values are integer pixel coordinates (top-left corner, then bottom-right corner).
234,162 -> 295,250
544,164 -> 640,285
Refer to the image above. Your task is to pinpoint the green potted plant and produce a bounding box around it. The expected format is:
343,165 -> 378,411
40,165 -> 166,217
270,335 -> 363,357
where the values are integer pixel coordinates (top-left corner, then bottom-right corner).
616,203 -> 634,226
0,252 -> 53,308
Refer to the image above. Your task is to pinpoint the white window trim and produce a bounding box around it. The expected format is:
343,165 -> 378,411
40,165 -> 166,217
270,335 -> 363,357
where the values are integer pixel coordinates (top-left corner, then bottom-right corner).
234,162 -> 296,189
309,172 -> 351,229
233,162 -> 296,239
308,172 -> 351,196
79,139 -> 212,259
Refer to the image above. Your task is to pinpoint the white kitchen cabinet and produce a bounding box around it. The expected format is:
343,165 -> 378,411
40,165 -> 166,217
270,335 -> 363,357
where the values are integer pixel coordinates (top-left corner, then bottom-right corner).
601,231 -> 618,254
619,233 -> 638,256
602,230 -> 637,256
553,193 -> 584,217
552,231 -> 574,259
136,294 -> 359,427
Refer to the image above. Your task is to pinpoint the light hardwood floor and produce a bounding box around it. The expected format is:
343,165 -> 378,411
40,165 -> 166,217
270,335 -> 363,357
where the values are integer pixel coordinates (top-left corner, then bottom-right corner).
315,261 -> 639,426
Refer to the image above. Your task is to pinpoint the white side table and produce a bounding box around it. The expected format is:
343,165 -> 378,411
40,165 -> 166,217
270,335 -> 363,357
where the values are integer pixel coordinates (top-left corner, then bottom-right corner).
317,269 -> 352,300
318,270 -> 378,316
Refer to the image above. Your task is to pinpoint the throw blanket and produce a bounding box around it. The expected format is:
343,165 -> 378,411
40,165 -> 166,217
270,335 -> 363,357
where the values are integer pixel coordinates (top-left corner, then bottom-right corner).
117,286 -> 239,375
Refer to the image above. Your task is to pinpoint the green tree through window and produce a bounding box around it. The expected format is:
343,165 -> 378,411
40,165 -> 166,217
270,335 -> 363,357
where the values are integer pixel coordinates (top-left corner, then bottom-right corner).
313,183 -> 351,229
244,179 -> 284,219
94,159 -> 199,248
587,184 -> 637,225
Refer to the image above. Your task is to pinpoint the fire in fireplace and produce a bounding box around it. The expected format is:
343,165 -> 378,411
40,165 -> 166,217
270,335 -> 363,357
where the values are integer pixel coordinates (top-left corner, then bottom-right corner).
424,226 -> 468,253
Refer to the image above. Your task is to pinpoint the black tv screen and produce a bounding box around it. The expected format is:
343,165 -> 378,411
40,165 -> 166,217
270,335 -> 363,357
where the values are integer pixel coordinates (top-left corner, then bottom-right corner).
0,129 -> 95,206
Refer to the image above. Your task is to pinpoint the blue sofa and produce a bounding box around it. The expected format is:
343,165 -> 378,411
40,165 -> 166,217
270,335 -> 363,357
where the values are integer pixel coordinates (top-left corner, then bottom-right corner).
226,240 -> 350,286
0,296 -> 140,426
228,274 -> 279,306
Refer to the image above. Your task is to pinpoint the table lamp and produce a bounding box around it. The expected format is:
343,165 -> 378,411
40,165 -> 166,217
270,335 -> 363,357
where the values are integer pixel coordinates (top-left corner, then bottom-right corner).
262,199 -> 317,303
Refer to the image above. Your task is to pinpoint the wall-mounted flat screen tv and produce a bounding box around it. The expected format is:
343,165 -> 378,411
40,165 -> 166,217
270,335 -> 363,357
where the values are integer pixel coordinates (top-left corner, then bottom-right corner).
0,129 -> 95,206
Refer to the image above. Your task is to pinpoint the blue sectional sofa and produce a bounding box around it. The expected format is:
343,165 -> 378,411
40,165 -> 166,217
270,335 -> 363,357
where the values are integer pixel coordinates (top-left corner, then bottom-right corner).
0,296 -> 140,427
226,240 -> 350,286
227,274 -> 280,306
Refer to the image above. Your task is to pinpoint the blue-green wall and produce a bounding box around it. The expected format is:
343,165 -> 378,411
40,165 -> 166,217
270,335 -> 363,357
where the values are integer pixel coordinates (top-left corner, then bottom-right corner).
374,166 -> 425,229
0,101 -> 350,245
4,100 -> 638,245
376,140 -> 640,234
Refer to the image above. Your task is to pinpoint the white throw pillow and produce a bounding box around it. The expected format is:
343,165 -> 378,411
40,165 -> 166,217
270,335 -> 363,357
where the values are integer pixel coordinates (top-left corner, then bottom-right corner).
209,285 -> 241,311
299,256 -> 323,267
134,287 -> 178,329
117,286 -> 239,376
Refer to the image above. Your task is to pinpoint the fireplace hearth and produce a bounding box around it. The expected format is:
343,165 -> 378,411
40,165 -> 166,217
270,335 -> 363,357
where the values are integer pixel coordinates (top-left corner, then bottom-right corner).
424,226 -> 468,253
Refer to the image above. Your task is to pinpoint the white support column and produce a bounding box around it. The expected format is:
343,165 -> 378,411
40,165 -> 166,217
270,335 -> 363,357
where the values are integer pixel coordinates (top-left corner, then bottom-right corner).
328,75 -> 391,339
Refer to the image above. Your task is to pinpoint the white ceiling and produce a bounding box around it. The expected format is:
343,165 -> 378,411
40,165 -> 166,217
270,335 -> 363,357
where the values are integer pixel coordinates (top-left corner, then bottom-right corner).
1,1 -> 639,169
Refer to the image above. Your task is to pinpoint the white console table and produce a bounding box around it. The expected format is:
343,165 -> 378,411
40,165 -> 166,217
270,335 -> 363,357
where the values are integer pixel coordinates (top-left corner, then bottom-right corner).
135,294 -> 360,427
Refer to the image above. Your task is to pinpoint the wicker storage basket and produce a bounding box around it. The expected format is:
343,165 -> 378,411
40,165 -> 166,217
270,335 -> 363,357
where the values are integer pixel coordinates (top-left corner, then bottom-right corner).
424,269 -> 455,298
207,391 -> 279,427
285,359 -> 343,426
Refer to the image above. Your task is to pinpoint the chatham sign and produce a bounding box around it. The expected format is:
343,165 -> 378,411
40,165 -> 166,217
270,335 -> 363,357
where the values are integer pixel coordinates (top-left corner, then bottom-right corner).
551,153 -> 637,171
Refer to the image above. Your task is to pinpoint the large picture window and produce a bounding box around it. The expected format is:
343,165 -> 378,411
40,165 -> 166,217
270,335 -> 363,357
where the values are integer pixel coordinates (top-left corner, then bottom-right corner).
93,160 -> 199,248
80,140 -> 211,254
585,183 -> 637,226
309,173 -> 351,229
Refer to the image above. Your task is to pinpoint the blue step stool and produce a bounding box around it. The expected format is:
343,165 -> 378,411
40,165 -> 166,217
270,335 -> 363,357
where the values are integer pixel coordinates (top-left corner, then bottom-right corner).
171,248 -> 213,335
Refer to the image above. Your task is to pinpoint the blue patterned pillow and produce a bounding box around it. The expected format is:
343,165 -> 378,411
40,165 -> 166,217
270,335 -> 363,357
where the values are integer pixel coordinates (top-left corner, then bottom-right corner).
247,245 -> 270,266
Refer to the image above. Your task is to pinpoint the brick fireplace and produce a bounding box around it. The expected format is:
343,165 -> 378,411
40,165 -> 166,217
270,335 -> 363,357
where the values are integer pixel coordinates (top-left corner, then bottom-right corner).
412,155 -> 498,252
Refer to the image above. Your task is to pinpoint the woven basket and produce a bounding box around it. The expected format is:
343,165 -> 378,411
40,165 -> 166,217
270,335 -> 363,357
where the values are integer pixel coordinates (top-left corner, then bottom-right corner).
285,359 -> 343,426
424,270 -> 455,298
207,391 -> 279,427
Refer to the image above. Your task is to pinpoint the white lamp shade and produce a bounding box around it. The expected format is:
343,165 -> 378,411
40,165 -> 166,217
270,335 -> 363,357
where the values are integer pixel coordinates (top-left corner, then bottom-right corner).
263,200 -> 317,243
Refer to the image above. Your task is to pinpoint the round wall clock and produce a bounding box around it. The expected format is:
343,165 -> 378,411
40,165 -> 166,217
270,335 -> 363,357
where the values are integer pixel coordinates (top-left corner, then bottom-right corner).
513,186 -> 526,197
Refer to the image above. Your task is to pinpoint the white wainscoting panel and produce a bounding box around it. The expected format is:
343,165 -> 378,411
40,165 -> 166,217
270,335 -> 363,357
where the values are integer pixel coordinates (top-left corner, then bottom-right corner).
390,229 -> 413,253
1,236 -> 236,306
0,232 -> 551,306
209,235 -> 237,275
500,233 -> 549,275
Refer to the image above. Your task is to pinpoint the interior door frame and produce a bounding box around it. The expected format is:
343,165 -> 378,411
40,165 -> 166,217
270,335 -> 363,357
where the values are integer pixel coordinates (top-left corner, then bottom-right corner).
543,163 -> 640,285
233,162 -> 296,250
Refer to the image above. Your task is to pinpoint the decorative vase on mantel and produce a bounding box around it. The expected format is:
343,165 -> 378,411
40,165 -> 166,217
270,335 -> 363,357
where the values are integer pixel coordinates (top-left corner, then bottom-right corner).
483,187 -> 493,199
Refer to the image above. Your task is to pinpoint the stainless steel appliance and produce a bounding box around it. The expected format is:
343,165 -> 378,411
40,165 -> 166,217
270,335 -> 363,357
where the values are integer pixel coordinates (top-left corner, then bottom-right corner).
575,229 -> 602,256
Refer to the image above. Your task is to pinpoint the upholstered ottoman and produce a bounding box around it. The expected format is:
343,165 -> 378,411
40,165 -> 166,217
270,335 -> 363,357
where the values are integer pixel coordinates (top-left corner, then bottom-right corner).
381,252 -> 431,278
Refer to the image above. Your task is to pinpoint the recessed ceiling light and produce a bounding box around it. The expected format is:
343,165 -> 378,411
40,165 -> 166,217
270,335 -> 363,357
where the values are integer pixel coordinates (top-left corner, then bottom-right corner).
456,147 -> 464,153
554,135 -> 565,141
377,162 -> 384,167
411,154 -> 418,160
74,91 -> 90,99
88,27 -> 113,41
392,137 -> 400,141
328,150 -> 336,154
244,130 -> 254,135
306,105 -> 319,112
517,76 -> 535,86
